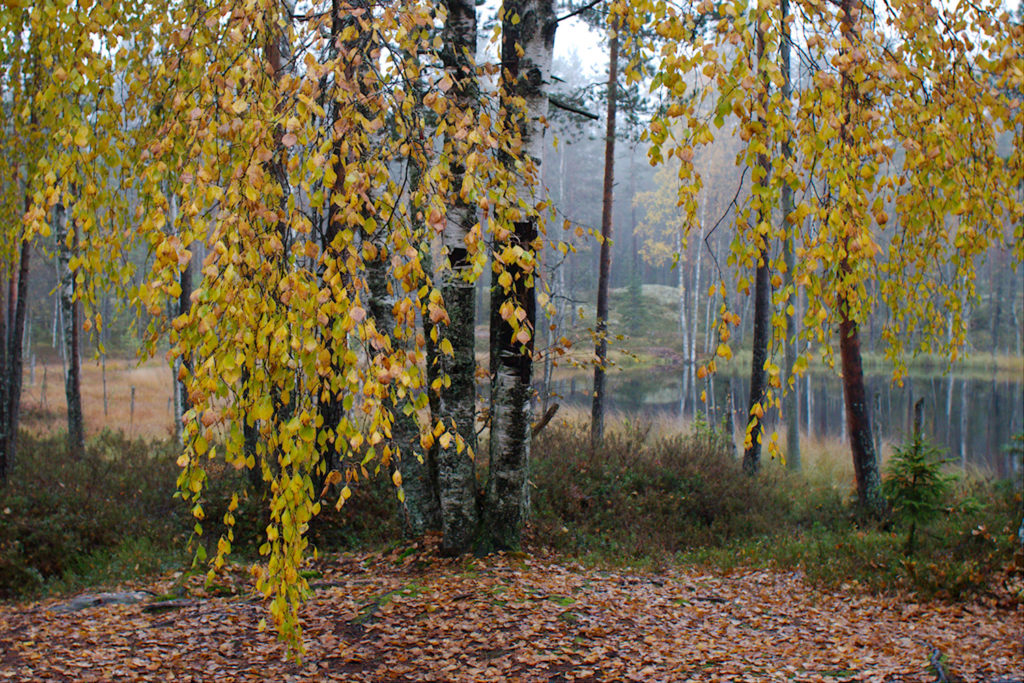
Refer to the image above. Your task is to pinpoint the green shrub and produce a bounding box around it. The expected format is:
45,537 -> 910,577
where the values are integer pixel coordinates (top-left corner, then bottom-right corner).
882,431 -> 958,555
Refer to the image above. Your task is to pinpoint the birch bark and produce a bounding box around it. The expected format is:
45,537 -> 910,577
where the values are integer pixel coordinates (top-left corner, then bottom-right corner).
55,200 -> 84,457
484,0 -> 556,551
434,0 -> 482,554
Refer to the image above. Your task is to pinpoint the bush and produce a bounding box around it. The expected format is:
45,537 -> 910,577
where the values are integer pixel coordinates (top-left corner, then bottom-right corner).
530,418 -> 794,559
882,431 -> 958,555
0,431 -> 186,598
530,418 -> 1022,603
0,430 -> 403,599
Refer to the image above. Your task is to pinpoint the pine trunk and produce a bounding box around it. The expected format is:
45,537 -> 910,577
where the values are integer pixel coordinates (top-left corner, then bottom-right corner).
839,312 -> 884,513
591,21 -> 618,447
838,0 -> 884,516
484,0 -> 556,551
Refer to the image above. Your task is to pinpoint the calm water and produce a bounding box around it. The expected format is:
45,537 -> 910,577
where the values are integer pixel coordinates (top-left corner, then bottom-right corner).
549,369 -> 1024,479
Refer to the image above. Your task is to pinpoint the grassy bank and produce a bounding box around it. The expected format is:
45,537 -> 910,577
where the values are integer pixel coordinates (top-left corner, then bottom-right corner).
2,419 -> 1020,605
530,417 -> 1022,602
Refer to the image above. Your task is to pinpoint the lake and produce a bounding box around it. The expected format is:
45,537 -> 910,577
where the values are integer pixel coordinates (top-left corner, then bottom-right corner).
548,367 -> 1024,479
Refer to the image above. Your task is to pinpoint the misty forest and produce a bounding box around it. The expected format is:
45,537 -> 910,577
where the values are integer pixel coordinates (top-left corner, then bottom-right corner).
0,0 -> 1022,679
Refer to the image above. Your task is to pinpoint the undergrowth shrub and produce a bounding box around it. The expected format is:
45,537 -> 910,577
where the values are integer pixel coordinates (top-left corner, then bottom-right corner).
882,431 -> 960,555
530,418 -> 794,558
0,430 -> 185,598
0,430 -> 401,599
791,475 -> 1021,602
531,418 -> 1022,603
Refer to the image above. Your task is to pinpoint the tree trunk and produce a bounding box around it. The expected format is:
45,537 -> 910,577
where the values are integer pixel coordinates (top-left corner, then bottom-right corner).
840,313 -> 884,512
171,193 -> 193,445
591,19 -> 619,448
0,233 -> 31,483
959,376 -> 967,466
990,250 -> 1002,353
837,0 -> 884,516
690,215 -> 704,415
540,144 -> 568,414
781,0 -> 800,471
484,0 -> 556,552
56,201 -> 84,457
742,18 -> 771,476
317,0 -> 365,484
365,229 -> 440,537
677,247 -> 689,416
1012,292 -> 1022,357
1,264 -> 9,482
805,370 -> 812,436
434,0 -> 482,554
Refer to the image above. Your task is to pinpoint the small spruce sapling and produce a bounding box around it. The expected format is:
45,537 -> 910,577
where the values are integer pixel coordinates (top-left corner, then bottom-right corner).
882,430 -> 955,556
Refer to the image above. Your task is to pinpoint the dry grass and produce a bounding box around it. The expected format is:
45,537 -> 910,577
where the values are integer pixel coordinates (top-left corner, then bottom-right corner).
546,403 -> 867,495
19,357 -> 175,439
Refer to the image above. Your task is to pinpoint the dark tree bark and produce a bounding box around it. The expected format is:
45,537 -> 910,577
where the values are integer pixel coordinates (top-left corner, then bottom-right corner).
0,235 -> 31,483
742,16 -> 771,476
483,0 -> 556,552
838,0 -> 884,515
839,312 -> 884,511
591,17 -> 619,448
172,194 -> 193,445
365,228 -> 440,537
1,264 -> 7,482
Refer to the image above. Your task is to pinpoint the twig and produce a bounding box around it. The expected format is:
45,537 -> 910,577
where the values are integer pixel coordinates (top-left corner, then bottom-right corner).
549,94 -> 599,120
556,0 -> 604,24
531,403 -> 560,437
914,638 -> 951,683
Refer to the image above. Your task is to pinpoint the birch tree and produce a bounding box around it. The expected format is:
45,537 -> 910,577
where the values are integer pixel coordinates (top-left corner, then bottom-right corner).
55,199 -> 84,457
484,0 -> 558,551
434,0 -> 483,554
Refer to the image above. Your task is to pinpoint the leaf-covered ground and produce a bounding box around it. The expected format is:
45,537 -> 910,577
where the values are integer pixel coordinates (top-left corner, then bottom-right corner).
1,544 -> 1020,682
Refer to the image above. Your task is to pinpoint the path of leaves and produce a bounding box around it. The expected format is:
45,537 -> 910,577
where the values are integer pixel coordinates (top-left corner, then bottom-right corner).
1,543 -> 1020,682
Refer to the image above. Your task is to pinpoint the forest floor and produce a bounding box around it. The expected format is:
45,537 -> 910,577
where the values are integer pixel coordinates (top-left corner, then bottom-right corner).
1,541 -> 1020,682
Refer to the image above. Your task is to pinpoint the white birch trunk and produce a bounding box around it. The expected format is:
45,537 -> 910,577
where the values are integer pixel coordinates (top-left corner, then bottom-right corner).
690,215 -> 704,414
677,250 -> 689,416
485,0 -> 556,551
55,201 -> 84,456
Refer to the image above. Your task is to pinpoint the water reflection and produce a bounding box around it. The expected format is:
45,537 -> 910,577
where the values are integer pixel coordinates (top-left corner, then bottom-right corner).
547,370 -> 1024,479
